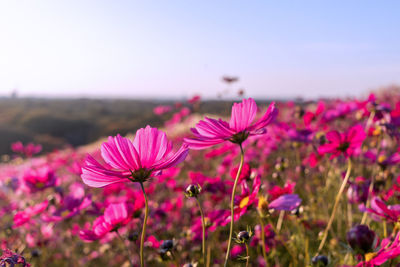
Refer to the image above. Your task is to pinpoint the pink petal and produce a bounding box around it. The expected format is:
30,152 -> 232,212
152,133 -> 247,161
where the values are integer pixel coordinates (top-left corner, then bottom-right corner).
229,98 -> 258,132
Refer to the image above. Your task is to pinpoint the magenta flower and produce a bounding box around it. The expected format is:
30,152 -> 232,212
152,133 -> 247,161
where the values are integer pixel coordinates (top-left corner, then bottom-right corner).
81,126 -> 189,187
184,98 -> 277,149
362,197 -> 400,223
11,141 -> 42,157
232,175 -> 261,220
22,166 -> 56,192
355,232 -> 400,266
0,249 -> 30,267
13,200 -> 49,228
318,125 -> 366,159
79,202 -> 134,242
268,194 -> 301,211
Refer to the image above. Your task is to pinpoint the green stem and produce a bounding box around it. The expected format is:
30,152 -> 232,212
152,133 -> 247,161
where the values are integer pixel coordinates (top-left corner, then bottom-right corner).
258,216 -> 269,267
224,144 -> 245,267
361,176 -> 374,224
316,158 -> 352,255
195,197 -> 207,266
116,229 -> 133,267
139,182 -> 149,267
245,243 -> 250,267
267,216 -> 297,265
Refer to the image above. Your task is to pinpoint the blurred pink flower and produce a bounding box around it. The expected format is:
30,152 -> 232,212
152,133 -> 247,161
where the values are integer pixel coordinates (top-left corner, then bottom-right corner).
362,197 -> 400,223
11,141 -> 42,157
79,202 -> 134,242
355,232 -> 400,266
318,125 -> 366,159
22,166 -> 56,193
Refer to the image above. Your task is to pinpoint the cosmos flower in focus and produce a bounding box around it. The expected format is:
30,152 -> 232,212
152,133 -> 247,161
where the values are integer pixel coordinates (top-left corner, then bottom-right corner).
184,98 -> 278,149
81,126 -> 189,187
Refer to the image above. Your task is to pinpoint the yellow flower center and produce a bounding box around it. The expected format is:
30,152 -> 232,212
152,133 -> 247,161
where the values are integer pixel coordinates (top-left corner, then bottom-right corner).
378,155 -> 387,164
61,210 -> 70,217
365,252 -> 377,262
239,196 -> 250,209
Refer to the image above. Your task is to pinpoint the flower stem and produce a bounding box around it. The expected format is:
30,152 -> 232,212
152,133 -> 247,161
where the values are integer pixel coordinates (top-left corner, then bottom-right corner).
360,176 -> 375,224
195,197 -> 207,266
258,216 -> 269,267
224,144 -> 245,267
116,229 -> 133,267
316,158 -> 352,255
245,243 -> 250,267
139,182 -> 149,267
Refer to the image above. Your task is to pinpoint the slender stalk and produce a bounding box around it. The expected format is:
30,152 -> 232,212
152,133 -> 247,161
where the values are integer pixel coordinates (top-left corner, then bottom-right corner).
361,176 -> 375,224
206,243 -> 211,267
258,216 -> 269,267
316,158 -> 352,255
267,216 -> 297,265
224,144 -> 245,267
139,182 -> 149,267
116,229 -> 133,267
347,201 -> 353,228
245,243 -> 250,267
276,210 -> 285,234
195,197 -> 207,266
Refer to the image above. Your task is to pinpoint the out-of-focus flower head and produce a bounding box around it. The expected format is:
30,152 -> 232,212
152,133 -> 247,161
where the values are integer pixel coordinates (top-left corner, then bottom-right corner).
318,125 -> 366,159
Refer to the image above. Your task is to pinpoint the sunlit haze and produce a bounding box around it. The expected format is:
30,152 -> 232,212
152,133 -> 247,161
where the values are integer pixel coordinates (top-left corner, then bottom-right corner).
1,1 -> 399,99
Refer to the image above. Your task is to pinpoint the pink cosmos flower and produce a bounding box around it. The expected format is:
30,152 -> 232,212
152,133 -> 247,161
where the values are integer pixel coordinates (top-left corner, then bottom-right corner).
22,166 -> 56,192
81,126 -> 189,187
362,197 -> 400,223
13,200 -> 49,228
232,175 -> 261,220
184,98 -> 277,149
318,125 -> 366,159
0,249 -> 30,267
354,232 -> 400,266
79,202 -> 134,241
304,101 -> 325,127
268,182 -> 296,201
11,141 -> 42,157
153,105 -> 172,115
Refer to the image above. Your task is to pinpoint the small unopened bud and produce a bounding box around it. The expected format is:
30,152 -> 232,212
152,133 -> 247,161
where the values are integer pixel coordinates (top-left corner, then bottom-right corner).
346,224 -> 376,254
235,228 -> 253,244
237,231 -> 250,242
31,249 -> 41,258
160,239 -> 174,253
185,184 -> 201,198
127,231 -> 139,242
311,255 -> 328,266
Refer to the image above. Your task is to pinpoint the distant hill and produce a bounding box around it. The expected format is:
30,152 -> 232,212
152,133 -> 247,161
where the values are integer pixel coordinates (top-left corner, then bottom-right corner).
0,98 -> 272,156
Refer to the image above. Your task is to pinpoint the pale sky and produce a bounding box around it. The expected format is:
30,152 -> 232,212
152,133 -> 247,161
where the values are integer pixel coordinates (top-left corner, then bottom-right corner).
0,1 -> 399,99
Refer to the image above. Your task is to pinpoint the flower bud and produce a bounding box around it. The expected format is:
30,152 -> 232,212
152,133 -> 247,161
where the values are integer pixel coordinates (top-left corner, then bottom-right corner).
237,231 -> 250,243
160,239 -> 174,253
346,224 -> 376,254
127,231 -> 139,242
311,255 -> 328,266
185,184 -> 201,198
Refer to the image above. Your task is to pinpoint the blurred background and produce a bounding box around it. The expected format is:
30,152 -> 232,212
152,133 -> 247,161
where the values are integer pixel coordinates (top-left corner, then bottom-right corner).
0,1 -> 399,155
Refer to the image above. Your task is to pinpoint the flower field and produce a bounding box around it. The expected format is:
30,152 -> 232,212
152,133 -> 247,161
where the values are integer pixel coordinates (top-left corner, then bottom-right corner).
1,89 -> 400,267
